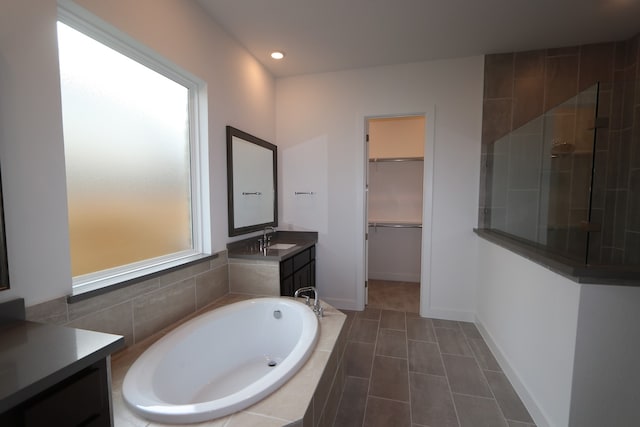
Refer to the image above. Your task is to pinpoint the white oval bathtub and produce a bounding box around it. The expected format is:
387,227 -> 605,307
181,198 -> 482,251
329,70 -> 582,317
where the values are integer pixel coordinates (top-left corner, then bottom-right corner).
122,297 -> 319,424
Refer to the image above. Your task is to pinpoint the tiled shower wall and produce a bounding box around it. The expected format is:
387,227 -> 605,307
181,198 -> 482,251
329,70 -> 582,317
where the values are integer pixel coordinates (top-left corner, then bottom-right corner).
24,251 -> 229,347
480,32 -> 640,265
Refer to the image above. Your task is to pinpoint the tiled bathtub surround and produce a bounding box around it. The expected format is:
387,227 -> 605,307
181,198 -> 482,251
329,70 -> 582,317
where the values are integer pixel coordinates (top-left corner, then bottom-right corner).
110,294 -> 348,427
25,251 -> 229,347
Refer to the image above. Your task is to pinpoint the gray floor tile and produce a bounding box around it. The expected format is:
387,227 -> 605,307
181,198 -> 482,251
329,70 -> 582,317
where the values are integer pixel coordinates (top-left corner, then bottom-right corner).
435,327 -> 473,356
357,307 -> 381,321
376,329 -> 407,358
409,372 -> 459,427
442,354 -> 492,397
380,309 -> 406,330
408,340 -> 445,376
369,356 -> 410,402
485,370 -> 534,423
350,318 -> 379,343
432,319 -> 462,329
453,393 -> 508,427
345,341 -> 375,378
334,376 -> 368,427
468,337 -> 502,371
406,316 -> 436,342
459,321 -> 482,339
363,396 -> 411,427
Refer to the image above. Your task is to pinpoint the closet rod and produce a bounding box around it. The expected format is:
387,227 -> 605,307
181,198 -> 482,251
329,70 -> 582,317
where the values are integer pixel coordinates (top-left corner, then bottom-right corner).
369,156 -> 423,163
368,222 -> 422,229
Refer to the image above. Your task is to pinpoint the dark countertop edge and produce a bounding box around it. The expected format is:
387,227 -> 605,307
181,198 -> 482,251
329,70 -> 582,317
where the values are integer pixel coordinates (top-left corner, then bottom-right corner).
0,321 -> 124,413
227,231 -> 318,262
67,253 -> 217,304
474,228 -> 640,287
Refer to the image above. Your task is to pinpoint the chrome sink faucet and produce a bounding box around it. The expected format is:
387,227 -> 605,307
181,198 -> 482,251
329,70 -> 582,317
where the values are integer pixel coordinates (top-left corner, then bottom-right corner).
294,286 -> 324,317
258,226 -> 276,252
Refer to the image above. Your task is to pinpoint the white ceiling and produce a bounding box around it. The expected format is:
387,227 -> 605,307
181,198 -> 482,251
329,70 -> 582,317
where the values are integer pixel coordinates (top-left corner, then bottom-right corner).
197,0 -> 640,78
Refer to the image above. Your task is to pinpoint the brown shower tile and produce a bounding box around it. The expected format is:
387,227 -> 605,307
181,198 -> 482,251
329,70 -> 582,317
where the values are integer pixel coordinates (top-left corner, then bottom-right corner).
485,371 -> 534,423
482,99 -> 513,144
485,53 -> 514,98
369,356 -> 410,402
579,42 -> 615,90
442,354 -> 492,397
514,50 -> 545,79
409,372 -> 459,427
408,340 -> 445,376
544,55 -> 579,110
513,77 -> 544,128
453,393 -> 508,427
363,396 -> 410,427
547,46 -> 579,56
376,329 -> 407,359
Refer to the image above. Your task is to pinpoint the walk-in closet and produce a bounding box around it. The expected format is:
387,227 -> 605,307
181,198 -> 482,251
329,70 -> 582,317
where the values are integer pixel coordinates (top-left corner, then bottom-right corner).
366,115 -> 425,312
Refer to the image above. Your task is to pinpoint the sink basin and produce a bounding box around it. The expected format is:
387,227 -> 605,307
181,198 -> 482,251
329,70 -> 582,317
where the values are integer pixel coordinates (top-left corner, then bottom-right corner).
269,243 -> 297,250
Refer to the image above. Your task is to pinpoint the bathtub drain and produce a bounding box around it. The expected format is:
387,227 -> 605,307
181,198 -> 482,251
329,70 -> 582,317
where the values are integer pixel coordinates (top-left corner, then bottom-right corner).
268,360 -> 277,367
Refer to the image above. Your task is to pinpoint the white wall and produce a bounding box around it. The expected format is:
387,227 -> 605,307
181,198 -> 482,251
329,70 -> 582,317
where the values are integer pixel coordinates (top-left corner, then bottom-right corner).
0,0 -> 275,305
276,57 -> 483,316
476,238 -> 581,427
569,284 -> 640,427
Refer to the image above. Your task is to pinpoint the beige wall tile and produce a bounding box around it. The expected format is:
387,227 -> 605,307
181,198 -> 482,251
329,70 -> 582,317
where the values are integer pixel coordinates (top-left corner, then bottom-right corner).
158,260 -> 211,287
66,301 -> 134,346
196,265 -> 229,309
68,277 -> 160,321
25,297 -> 68,325
133,278 -> 196,342
210,250 -> 228,270
229,261 -> 279,296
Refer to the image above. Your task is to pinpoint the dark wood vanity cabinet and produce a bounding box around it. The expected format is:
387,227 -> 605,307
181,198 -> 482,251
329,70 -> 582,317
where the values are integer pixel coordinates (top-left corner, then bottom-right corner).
280,245 -> 315,296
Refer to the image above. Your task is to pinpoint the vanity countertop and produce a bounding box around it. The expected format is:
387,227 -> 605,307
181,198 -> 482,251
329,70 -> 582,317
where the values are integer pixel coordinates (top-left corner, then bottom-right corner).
0,319 -> 124,413
227,230 -> 318,261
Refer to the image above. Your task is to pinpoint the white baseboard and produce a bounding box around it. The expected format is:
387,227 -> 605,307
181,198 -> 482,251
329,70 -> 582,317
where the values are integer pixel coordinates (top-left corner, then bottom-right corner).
368,272 -> 420,283
322,297 -> 362,311
474,316 -> 552,427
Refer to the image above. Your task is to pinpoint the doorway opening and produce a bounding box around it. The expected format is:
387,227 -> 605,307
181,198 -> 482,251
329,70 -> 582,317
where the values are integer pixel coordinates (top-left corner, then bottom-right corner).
365,115 -> 425,313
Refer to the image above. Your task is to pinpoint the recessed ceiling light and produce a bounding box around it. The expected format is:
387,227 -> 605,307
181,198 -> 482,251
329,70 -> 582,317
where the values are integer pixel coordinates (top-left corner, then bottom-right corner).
270,51 -> 285,60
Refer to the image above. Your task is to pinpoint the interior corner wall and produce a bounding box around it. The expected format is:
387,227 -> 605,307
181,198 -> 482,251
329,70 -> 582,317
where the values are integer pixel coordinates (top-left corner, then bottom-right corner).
0,0 -> 275,306
275,56 -> 484,314
476,238 -> 581,427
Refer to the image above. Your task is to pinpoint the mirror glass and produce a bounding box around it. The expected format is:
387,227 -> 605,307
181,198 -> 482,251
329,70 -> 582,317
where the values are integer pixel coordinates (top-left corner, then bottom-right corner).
226,126 -> 277,236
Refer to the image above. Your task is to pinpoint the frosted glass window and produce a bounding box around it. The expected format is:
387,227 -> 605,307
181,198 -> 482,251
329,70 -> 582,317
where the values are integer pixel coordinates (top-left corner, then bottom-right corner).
57,22 -> 193,277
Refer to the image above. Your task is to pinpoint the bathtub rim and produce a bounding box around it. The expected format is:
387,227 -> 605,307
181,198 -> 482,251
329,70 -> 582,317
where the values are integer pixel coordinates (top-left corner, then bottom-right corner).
122,296 -> 319,424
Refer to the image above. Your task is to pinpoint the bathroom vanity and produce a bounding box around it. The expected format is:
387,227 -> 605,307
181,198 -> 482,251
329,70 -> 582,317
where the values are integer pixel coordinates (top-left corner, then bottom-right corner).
0,299 -> 124,426
227,231 -> 317,297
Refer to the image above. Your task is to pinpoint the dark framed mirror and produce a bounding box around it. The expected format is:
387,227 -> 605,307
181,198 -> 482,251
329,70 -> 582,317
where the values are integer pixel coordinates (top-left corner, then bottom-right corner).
0,166 -> 9,291
226,126 -> 277,237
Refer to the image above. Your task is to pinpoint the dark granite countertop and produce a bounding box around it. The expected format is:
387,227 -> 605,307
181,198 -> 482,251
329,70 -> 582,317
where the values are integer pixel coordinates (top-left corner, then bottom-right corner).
0,320 -> 124,413
475,228 -> 640,286
227,230 -> 318,261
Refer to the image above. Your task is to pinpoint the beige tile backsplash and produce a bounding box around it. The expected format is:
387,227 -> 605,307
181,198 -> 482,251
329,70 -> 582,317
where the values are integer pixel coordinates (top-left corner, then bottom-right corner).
25,251 -> 229,349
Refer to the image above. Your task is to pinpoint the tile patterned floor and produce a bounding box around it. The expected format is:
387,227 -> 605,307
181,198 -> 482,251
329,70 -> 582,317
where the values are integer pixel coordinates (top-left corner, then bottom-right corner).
333,283 -> 536,427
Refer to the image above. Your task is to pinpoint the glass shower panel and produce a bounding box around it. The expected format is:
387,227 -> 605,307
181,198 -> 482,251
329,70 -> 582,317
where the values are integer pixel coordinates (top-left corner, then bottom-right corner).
485,84 -> 599,262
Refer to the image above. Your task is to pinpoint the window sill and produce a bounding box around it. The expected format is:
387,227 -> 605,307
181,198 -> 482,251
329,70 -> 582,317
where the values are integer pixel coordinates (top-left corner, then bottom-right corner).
474,228 -> 640,287
67,252 -> 216,304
